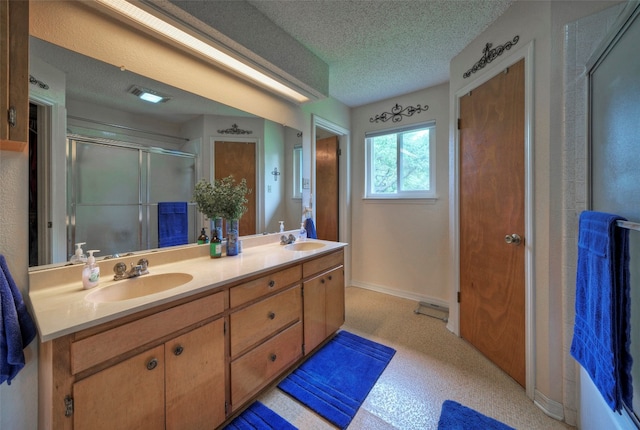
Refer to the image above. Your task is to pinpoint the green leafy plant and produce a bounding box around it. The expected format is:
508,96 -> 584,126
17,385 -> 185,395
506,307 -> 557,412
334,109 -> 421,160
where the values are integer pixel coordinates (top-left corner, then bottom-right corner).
192,175 -> 251,221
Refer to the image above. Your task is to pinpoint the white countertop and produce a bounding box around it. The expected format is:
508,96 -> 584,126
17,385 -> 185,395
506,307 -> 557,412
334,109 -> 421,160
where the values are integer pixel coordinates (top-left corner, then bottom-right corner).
28,239 -> 347,342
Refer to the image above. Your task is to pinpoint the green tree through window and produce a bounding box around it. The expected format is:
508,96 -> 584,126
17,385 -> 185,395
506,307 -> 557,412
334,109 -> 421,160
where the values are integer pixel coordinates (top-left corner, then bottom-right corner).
366,122 -> 435,198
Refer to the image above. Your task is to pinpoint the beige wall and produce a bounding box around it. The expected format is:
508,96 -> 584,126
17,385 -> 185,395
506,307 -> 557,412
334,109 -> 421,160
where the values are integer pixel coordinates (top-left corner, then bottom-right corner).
350,83 -> 451,305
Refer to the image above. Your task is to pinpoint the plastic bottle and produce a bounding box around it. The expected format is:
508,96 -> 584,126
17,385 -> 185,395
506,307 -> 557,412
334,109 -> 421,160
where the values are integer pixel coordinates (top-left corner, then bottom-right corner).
82,250 -> 101,289
279,221 -> 285,233
210,230 -> 222,258
298,222 -> 307,241
197,227 -> 209,244
70,242 -> 87,264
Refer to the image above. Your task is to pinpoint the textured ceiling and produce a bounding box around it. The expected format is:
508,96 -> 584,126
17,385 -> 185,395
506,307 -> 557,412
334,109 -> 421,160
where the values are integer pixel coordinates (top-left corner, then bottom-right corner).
247,0 -> 515,106
31,0 -> 515,124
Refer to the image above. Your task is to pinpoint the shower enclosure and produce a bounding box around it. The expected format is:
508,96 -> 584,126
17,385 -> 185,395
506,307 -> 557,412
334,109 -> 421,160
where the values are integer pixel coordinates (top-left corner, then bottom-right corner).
67,135 -> 197,258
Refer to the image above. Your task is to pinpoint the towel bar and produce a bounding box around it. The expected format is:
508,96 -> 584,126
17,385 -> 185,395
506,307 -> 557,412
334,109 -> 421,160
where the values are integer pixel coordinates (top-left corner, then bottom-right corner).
616,220 -> 640,232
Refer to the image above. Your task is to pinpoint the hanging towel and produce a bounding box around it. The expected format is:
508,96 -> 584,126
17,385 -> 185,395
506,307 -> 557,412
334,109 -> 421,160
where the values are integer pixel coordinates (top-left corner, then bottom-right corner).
158,202 -> 188,248
0,255 -> 37,385
570,211 -> 633,411
304,217 -> 317,239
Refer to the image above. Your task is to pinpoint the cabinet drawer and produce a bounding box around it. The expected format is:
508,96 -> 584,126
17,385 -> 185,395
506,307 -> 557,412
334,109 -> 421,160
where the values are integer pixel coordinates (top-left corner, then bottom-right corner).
230,321 -> 303,408
230,265 -> 301,308
302,248 -> 344,278
71,292 -> 224,375
230,285 -> 301,358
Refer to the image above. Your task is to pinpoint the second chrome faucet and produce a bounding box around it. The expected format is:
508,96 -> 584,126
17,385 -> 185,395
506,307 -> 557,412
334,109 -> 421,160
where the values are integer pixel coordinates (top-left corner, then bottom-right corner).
113,258 -> 149,281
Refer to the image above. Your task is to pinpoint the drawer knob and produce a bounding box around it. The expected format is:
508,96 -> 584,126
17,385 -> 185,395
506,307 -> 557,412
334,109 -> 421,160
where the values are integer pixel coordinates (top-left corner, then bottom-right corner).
269,353 -> 277,362
268,280 -> 276,288
268,311 -> 276,320
174,345 -> 184,356
328,275 -> 333,281
146,358 -> 158,371
320,279 -> 325,284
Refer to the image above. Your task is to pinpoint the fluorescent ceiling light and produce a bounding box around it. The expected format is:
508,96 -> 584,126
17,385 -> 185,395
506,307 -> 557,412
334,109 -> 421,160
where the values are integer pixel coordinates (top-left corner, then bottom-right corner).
96,0 -> 310,103
129,85 -> 170,103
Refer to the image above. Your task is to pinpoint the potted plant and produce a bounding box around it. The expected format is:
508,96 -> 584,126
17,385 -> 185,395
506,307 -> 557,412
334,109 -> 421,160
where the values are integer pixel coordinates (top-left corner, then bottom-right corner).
192,175 -> 251,256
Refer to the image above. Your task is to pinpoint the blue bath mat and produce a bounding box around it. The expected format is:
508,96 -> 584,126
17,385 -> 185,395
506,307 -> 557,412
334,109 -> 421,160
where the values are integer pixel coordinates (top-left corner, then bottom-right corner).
278,331 -> 396,429
437,400 -> 515,430
224,401 -> 296,429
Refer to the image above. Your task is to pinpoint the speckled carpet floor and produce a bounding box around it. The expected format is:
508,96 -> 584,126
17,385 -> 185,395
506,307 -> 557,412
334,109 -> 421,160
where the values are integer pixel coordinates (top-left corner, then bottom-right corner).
258,286 -> 574,430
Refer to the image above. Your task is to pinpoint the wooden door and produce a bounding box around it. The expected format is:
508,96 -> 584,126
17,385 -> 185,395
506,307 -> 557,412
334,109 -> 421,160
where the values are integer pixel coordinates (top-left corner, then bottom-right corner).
316,136 -> 339,241
0,0 -> 29,148
73,345 -> 165,430
165,319 -> 226,430
215,141 -> 256,235
459,59 -> 526,387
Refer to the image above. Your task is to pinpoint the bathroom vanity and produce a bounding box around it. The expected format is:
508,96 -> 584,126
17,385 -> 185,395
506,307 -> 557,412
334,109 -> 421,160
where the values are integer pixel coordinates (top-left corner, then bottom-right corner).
29,238 -> 346,430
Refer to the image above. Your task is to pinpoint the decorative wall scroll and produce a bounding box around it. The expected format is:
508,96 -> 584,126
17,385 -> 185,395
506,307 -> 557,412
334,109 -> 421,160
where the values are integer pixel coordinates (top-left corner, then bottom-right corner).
369,103 -> 429,123
217,123 -> 253,135
463,35 -> 520,79
29,75 -> 49,90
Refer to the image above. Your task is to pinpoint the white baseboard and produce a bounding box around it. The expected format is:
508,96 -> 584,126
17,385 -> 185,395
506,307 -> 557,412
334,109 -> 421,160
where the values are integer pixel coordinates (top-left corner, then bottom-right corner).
349,280 -> 449,310
534,389 -> 565,421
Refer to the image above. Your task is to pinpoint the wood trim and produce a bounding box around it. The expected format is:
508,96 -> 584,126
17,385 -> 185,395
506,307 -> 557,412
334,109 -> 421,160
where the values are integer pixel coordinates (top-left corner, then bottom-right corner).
0,139 -> 27,152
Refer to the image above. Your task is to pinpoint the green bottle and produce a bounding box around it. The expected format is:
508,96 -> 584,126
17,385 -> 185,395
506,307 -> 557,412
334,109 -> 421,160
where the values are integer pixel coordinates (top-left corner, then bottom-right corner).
210,230 -> 222,258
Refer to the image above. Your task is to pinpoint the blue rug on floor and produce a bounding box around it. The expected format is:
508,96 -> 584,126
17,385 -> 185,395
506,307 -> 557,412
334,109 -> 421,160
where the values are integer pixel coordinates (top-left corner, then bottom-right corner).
224,401 -> 297,430
278,330 -> 396,429
437,400 -> 515,430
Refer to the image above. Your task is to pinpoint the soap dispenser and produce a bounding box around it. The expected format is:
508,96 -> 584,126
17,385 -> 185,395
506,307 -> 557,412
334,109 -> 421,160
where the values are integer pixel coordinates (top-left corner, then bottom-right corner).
279,221 -> 285,233
299,222 -> 307,241
82,250 -> 101,290
70,242 -> 87,264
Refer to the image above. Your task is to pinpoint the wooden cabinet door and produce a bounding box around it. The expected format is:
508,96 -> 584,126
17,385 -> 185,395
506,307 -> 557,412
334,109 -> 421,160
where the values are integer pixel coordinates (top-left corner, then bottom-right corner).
324,266 -> 345,336
73,345 -> 165,430
166,319 -> 226,430
303,274 -> 328,354
0,0 -> 29,146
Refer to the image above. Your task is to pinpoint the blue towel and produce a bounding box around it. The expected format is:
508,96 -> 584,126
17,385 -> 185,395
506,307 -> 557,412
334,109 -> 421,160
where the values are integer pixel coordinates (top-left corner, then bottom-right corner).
304,218 -> 317,239
570,211 -> 633,411
158,202 -> 188,248
0,255 -> 37,385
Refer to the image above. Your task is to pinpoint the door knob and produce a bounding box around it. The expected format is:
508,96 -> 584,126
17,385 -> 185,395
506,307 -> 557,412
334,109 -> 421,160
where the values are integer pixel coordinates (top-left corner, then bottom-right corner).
504,234 -> 522,245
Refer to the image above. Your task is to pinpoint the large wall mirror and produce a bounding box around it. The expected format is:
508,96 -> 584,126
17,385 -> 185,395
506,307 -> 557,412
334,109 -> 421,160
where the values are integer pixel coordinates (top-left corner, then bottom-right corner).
29,37 -> 304,267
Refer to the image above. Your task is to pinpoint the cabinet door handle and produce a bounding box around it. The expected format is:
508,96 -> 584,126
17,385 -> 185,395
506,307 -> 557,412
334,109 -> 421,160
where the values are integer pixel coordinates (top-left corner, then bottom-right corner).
328,275 -> 333,281
320,278 -> 325,284
146,358 -> 158,371
268,280 -> 275,288
174,345 -> 184,356
268,311 -> 276,320
269,353 -> 277,362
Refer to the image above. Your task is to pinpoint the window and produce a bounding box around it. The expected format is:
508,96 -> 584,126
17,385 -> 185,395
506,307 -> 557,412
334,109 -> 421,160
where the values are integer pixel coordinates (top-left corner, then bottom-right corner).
365,122 -> 435,199
292,146 -> 302,199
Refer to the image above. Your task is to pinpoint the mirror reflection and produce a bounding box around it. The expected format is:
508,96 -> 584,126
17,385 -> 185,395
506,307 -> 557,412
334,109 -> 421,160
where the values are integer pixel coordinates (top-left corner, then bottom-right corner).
29,37 -> 304,267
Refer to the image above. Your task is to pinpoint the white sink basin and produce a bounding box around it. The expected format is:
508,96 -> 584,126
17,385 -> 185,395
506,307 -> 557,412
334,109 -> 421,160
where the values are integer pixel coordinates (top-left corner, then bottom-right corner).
284,241 -> 326,252
86,273 -> 193,303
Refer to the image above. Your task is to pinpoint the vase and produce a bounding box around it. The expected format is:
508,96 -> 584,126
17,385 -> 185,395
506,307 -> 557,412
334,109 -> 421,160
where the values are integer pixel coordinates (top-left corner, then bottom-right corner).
226,218 -> 240,256
210,217 -> 223,244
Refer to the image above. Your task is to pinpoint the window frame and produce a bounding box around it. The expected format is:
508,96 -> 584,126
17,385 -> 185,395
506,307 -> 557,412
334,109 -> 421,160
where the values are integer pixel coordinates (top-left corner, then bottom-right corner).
364,121 -> 436,200
292,145 -> 303,199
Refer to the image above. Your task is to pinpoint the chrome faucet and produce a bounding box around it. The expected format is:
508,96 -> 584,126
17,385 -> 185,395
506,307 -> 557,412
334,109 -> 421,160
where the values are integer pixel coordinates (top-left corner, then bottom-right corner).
280,234 -> 296,245
113,258 -> 149,280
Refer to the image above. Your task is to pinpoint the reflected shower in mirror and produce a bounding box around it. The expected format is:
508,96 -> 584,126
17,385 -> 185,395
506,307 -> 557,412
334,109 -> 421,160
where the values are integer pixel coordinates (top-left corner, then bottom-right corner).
29,37 -> 303,267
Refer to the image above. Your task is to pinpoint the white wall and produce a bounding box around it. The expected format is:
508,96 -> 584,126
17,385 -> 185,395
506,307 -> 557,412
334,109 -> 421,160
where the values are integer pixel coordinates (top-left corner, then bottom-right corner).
350,83 -> 451,306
